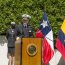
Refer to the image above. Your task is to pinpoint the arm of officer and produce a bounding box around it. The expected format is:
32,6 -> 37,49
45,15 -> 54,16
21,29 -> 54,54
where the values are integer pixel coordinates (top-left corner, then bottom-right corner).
16,25 -> 22,40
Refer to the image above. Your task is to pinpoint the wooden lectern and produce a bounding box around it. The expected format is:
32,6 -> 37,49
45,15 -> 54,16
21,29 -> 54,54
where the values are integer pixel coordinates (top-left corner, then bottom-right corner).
15,38 -> 42,65
22,38 -> 42,65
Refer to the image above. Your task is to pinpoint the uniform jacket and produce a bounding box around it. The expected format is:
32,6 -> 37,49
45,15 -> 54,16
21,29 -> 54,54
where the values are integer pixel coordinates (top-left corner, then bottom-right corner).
6,28 -> 17,47
17,24 -> 33,38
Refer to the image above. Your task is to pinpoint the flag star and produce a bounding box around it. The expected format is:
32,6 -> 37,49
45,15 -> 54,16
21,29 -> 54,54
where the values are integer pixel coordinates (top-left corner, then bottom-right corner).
41,20 -> 48,28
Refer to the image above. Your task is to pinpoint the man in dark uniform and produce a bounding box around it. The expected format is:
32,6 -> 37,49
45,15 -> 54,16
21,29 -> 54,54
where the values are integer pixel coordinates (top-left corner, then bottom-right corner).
6,22 -> 17,65
16,14 -> 33,65
17,14 -> 33,38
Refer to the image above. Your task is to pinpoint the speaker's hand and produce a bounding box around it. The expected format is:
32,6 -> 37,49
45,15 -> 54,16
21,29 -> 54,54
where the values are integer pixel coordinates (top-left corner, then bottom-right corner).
16,37 -> 20,40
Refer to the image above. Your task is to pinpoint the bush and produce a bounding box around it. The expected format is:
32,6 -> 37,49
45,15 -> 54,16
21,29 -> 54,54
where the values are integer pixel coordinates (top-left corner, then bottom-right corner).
0,0 -> 65,40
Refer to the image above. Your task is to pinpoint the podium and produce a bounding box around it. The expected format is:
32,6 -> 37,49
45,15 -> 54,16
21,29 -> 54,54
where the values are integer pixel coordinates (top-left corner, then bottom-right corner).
22,38 -> 42,65
15,38 -> 42,65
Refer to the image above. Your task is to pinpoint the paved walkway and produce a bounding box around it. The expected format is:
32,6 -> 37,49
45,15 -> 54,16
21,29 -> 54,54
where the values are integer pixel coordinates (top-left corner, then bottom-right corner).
0,43 -> 8,65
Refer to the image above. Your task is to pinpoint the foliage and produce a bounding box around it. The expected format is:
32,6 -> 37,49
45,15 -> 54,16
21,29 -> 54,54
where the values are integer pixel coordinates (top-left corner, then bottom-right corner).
0,0 -> 65,41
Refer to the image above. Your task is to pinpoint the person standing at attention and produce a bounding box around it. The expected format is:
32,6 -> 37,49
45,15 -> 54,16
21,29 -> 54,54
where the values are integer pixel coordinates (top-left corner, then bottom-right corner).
6,22 -> 17,65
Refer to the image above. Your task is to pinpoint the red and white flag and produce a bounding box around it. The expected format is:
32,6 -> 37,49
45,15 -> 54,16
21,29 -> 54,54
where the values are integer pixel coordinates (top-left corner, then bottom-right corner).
36,12 -> 54,65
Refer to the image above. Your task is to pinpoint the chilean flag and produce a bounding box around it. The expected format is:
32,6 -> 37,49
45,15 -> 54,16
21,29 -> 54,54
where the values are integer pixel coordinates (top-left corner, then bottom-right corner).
56,20 -> 65,60
36,12 -> 54,65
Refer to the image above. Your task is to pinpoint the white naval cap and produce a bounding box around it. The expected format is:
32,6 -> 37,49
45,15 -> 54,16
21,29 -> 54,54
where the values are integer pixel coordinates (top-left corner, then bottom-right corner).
11,22 -> 15,24
22,14 -> 31,19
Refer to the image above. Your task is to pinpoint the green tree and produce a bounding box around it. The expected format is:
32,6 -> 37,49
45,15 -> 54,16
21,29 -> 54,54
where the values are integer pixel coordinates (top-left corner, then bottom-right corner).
0,0 -> 65,42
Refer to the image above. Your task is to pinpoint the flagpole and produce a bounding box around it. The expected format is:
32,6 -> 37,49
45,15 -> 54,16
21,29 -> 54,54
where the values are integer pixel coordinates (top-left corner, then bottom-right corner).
44,2 -> 46,12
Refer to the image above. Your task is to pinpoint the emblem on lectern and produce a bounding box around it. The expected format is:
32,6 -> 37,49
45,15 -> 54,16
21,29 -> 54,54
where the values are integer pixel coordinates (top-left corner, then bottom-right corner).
27,44 -> 37,56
